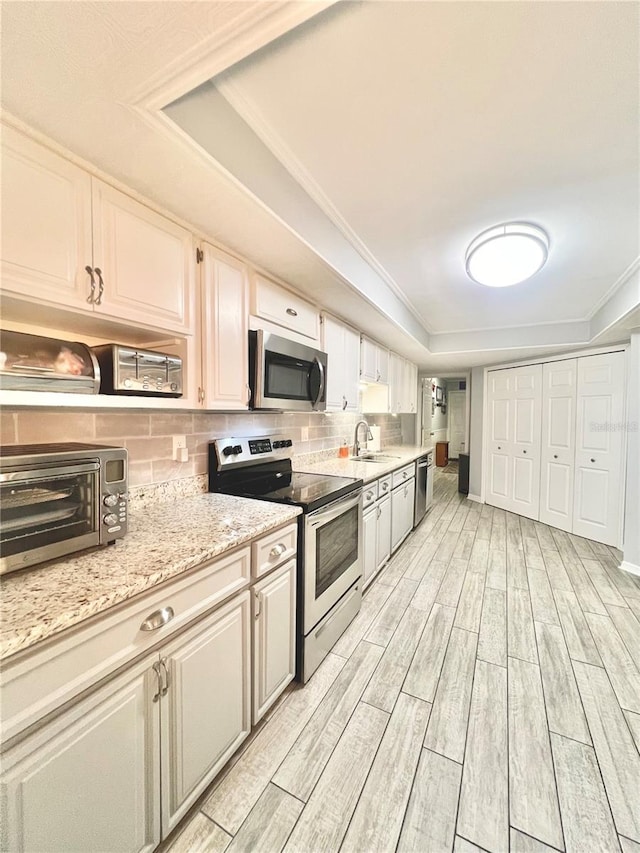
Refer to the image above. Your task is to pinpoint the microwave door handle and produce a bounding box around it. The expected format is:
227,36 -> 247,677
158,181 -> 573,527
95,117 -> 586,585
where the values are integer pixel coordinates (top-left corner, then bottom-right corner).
311,357 -> 325,409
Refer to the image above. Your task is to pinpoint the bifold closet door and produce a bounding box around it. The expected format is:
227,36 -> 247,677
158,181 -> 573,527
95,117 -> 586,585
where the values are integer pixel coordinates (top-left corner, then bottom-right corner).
487,364 -> 542,519
573,351 -> 624,545
539,359 -> 577,532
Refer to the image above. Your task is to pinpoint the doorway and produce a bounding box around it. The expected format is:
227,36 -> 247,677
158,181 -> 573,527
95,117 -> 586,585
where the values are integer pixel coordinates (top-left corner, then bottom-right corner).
420,375 -> 470,460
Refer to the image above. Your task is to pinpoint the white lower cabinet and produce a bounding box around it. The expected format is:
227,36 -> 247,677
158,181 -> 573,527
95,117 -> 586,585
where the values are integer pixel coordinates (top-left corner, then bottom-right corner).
252,559 -> 296,724
391,477 -> 416,552
362,479 -> 393,588
1,592 -> 251,852
1,656 -> 160,853
160,593 -> 251,835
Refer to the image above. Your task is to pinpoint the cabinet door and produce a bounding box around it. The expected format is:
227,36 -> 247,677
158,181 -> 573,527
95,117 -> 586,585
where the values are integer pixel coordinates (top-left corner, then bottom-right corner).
1,125 -> 93,310
322,314 -> 347,411
376,496 -> 392,569
253,560 -> 296,723
91,179 -> 195,334
377,346 -> 389,384
1,658 -> 159,853
389,353 -> 403,412
407,362 -> 418,413
201,243 -> 249,409
363,505 -> 378,587
539,359 -> 577,532
391,485 -> 405,552
360,336 -> 378,382
252,274 -> 319,341
160,592 -> 251,835
343,323 -> 361,412
573,351 -> 625,545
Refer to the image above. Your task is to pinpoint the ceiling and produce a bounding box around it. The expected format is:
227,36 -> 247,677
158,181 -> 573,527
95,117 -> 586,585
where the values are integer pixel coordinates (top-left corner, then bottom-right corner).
1,1 -> 639,371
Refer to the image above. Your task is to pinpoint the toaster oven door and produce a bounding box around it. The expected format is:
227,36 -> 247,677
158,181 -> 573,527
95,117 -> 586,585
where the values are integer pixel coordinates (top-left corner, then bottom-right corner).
0,462 -> 100,574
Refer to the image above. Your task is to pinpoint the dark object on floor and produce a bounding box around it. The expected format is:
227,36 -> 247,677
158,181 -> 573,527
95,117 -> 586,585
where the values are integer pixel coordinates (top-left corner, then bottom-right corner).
458,453 -> 470,495
435,441 -> 449,467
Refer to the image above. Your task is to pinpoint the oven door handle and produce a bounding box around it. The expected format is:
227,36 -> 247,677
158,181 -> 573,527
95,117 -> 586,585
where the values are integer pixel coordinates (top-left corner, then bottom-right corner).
311,356 -> 325,410
0,462 -> 101,483
307,490 -> 362,528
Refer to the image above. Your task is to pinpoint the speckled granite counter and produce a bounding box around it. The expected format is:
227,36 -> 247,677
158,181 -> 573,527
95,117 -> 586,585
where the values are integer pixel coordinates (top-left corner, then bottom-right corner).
0,494 -> 300,660
296,445 -> 432,484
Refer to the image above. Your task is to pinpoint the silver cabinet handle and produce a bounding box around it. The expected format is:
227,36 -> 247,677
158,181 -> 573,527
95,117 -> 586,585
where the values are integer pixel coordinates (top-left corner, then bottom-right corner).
94,267 -> 104,305
343,396 -> 348,410
152,661 -> 164,702
85,266 -> 96,303
159,657 -> 170,697
381,482 -> 388,490
246,383 -> 251,405
590,458 -> 596,463
140,606 -> 174,632
523,450 -> 527,454
286,307 -> 298,317
553,454 -> 558,459
498,446 -> 502,450
365,491 -> 374,500
255,589 -> 261,620
403,471 -> 408,479
269,543 -> 286,558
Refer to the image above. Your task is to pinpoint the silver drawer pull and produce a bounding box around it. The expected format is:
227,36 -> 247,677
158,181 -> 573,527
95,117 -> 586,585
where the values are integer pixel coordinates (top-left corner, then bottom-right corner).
286,307 -> 298,316
269,543 -> 287,558
365,491 -> 374,499
140,606 -> 174,632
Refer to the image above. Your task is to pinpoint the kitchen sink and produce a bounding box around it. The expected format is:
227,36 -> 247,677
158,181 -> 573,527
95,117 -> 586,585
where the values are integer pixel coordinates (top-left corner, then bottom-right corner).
349,454 -> 401,463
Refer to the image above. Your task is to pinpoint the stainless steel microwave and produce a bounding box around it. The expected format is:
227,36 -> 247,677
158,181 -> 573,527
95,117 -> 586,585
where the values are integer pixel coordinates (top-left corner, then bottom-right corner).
0,443 -> 128,575
248,330 -> 327,411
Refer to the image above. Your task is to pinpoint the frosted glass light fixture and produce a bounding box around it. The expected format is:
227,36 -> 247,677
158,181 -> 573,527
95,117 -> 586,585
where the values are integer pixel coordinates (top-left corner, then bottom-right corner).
465,222 -> 549,287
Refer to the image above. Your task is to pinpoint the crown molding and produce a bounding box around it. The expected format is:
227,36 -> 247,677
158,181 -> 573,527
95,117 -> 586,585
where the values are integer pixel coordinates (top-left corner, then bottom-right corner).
587,255 -> 640,320
128,2 -> 336,111
215,76 -> 430,331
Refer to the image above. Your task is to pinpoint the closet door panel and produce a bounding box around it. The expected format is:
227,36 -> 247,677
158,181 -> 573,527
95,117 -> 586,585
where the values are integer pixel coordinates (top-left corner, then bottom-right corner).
539,359 -> 576,532
573,352 -> 624,545
511,364 -> 542,519
487,370 -> 513,511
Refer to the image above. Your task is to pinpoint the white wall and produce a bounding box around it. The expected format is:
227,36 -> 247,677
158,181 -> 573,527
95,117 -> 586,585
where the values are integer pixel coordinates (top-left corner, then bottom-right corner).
468,366 -> 484,498
430,377 -> 448,441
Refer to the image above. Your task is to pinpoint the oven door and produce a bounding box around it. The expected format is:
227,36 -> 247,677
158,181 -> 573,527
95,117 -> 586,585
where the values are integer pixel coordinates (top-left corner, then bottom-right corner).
303,490 -> 362,633
250,330 -> 327,412
0,461 -> 100,574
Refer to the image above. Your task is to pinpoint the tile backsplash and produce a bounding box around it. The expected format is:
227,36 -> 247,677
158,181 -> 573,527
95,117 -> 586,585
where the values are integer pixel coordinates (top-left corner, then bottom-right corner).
0,408 -> 406,487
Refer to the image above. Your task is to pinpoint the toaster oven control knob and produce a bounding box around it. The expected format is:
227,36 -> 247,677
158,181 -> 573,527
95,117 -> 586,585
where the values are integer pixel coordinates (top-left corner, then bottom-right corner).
103,513 -> 118,526
103,494 -> 118,507
232,445 -> 242,455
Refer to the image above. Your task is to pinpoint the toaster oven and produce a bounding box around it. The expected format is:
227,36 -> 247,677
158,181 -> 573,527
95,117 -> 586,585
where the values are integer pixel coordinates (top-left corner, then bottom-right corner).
0,443 -> 128,575
92,344 -> 182,397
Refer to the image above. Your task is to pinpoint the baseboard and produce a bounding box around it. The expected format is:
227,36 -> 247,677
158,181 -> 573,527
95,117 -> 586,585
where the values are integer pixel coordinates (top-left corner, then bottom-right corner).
467,493 -> 483,504
620,560 -> 640,578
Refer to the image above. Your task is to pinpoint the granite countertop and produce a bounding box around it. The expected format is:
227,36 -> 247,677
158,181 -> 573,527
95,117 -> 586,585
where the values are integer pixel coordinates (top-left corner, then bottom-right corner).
0,493 -> 301,661
296,445 -> 432,485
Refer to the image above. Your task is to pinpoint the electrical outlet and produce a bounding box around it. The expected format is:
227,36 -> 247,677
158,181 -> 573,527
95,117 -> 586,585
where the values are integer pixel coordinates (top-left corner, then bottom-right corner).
172,435 -> 188,462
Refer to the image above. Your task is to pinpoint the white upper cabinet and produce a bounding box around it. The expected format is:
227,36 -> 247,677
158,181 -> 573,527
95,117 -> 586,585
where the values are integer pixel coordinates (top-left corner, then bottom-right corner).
360,336 -> 389,384
1,125 -> 93,311
200,243 -> 249,410
251,274 -> 319,342
1,125 -> 196,336
322,313 -> 360,412
91,180 -> 195,335
387,353 -> 418,414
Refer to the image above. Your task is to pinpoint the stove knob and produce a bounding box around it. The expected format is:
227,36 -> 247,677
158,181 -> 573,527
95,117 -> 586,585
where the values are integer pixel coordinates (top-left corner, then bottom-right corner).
103,494 -> 118,507
285,439 -> 293,448
232,445 -> 242,455
103,513 -> 118,526
273,441 -> 281,448
222,446 -> 234,456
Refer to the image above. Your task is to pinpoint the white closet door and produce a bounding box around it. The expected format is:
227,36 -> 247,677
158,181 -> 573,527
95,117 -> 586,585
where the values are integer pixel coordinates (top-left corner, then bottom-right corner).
539,359 -> 577,532
573,351 -> 624,545
511,364 -> 543,520
487,370 -> 513,511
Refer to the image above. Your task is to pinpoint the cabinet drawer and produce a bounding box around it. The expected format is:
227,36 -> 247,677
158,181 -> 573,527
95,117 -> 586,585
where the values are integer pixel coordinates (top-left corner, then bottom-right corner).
1,547 -> 251,745
362,482 -> 378,509
252,522 -> 297,579
377,475 -> 392,498
392,464 -> 415,489
252,275 -> 319,340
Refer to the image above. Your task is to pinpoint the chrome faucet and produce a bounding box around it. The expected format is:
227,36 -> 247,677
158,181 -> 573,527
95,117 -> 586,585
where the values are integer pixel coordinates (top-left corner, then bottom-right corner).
352,420 -> 373,457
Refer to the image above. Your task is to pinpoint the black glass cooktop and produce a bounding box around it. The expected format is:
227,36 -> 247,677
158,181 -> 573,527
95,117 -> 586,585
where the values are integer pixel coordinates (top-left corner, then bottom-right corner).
209,461 -> 362,512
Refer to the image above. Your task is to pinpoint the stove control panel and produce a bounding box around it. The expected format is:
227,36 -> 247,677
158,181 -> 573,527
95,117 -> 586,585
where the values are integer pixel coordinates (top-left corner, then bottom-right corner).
213,435 -> 293,469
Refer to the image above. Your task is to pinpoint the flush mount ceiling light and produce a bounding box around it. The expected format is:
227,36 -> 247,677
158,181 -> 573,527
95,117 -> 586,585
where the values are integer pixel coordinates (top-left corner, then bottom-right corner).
465,222 -> 550,287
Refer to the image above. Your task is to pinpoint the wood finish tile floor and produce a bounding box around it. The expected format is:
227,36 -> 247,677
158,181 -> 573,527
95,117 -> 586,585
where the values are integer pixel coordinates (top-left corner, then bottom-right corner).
163,469 -> 640,853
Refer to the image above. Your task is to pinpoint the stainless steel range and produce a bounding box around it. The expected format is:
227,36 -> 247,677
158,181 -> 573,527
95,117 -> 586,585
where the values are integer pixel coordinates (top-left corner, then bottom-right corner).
208,435 -> 363,682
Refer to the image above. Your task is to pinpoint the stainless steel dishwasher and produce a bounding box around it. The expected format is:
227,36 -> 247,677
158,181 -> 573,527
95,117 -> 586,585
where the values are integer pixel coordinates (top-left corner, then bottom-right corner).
414,450 -> 433,526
